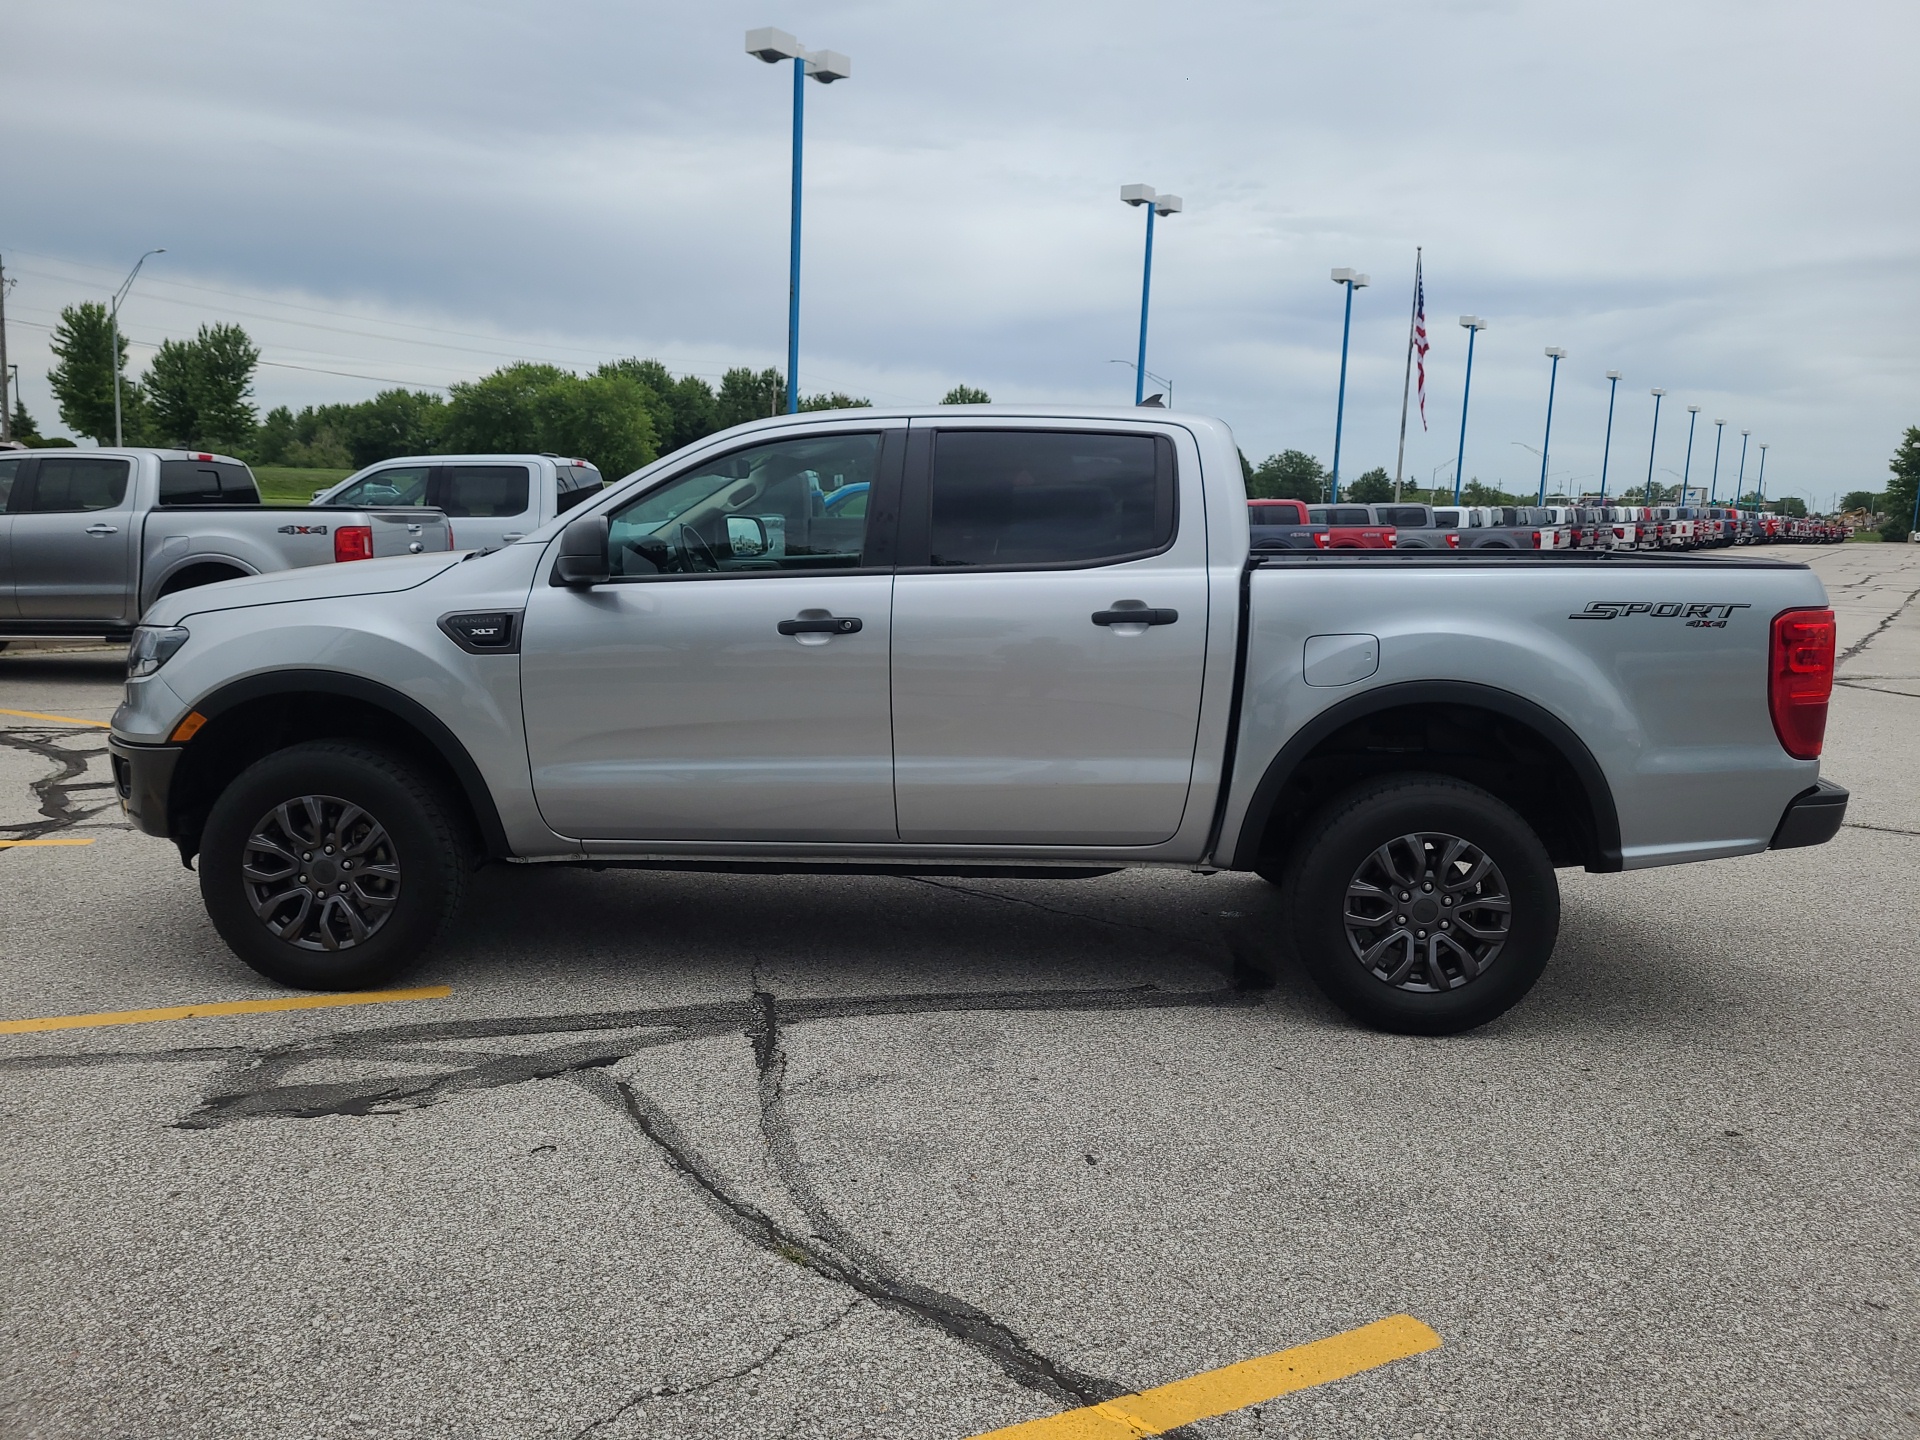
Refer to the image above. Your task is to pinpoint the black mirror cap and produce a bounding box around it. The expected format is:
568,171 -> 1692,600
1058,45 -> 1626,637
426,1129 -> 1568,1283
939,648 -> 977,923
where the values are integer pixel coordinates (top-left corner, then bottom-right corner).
550,514 -> 611,587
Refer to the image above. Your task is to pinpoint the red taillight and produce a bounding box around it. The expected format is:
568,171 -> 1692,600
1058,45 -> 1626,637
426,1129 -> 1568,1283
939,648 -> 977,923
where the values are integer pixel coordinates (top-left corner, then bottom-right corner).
1531,530 -> 1542,548
1768,607 -> 1836,759
333,525 -> 374,563
1446,531 -> 1460,548
1314,530 -> 1330,548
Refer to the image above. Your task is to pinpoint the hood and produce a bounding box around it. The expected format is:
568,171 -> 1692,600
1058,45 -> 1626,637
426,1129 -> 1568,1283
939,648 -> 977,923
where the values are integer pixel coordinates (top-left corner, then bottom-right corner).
144,552 -> 465,626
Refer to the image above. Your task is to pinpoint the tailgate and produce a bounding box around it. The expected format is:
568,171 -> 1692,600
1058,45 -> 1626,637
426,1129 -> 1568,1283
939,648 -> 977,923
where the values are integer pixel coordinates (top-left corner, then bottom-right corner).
365,508 -> 454,556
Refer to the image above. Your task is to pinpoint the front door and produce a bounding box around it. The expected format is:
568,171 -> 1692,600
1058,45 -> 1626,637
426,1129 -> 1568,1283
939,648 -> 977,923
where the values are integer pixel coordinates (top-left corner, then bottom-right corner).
889,424 -> 1209,846
522,426 -> 902,842
11,455 -> 137,621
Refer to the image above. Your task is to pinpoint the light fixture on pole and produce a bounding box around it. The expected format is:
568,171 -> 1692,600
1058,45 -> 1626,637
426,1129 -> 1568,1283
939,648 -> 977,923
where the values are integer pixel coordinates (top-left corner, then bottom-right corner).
746,28 -> 851,415
1327,268 -> 1370,501
1734,428 -> 1751,508
110,248 -> 164,447
1708,417 -> 1726,504
1452,315 -> 1488,505
1644,387 -> 1667,500
1120,186 -> 1182,407
1537,347 -> 1566,504
1107,359 -> 1171,408
1756,442 -> 1769,503
1600,370 -> 1621,498
1682,404 -> 1701,502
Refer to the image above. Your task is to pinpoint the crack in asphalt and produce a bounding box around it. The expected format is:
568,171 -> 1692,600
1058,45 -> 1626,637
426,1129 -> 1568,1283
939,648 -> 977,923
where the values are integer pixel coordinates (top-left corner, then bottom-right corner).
1844,821 -> 1920,839
0,730 -> 116,844
1834,679 -> 1920,700
1838,583 -> 1920,664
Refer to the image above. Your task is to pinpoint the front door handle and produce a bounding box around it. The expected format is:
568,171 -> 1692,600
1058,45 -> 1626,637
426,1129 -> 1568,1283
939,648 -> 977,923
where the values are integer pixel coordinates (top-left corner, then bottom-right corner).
1092,606 -> 1178,627
777,615 -> 862,636
86,523 -> 119,536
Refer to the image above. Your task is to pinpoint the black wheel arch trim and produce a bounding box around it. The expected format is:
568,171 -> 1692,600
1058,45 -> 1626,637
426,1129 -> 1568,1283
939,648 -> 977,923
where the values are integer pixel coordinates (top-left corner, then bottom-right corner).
183,670 -> 511,859
1227,679 -> 1623,873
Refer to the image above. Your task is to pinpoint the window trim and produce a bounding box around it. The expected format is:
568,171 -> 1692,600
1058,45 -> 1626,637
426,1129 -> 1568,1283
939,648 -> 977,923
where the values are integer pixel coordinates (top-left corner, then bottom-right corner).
894,428 -> 1179,574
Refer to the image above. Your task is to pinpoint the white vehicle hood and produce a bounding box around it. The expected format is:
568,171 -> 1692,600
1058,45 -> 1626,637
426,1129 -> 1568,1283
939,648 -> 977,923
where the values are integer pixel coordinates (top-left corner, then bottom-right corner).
144,552 -> 466,626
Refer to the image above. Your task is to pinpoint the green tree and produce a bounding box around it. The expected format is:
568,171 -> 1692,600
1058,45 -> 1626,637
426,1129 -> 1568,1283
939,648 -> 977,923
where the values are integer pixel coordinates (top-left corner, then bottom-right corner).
9,397 -> 42,445
799,391 -> 871,411
443,363 -> 656,477
1345,467 -> 1392,503
145,322 -> 261,450
1461,480 -> 1522,506
716,367 -> 786,429
1772,495 -> 1807,518
1840,490 -> 1879,514
1883,426 -> 1920,541
48,302 -> 143,443
1248,450 -> 1326,502
340,388 -> 446,468
941,384 -> 991,405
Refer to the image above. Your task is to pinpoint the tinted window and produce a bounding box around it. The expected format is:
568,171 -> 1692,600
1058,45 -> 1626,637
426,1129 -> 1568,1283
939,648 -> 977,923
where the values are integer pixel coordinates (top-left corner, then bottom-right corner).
328,466 -> 431,507
1249,500 -> 1306,524
554,463 -> 605,515
927,431 -> 1171,568
1374,505 -> 1428,527
0,456 -> 21,512
25,456 -> 129,513
439,464 -> 530,518
159,459 -> 257,505
607,432 -> 880,577
1431,509 -> 1460,528
1318,506 -> 1370,525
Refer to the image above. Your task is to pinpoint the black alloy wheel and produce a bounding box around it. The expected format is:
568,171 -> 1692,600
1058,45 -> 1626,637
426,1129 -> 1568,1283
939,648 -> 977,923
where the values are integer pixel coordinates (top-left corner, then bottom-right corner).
241,795 -> 402,951
1343,831 -> 1512,993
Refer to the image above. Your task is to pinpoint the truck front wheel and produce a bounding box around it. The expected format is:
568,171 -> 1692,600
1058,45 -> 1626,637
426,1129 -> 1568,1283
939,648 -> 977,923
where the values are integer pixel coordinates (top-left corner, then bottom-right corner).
1277,774 -> 1559,1034
199,741 -> 472,990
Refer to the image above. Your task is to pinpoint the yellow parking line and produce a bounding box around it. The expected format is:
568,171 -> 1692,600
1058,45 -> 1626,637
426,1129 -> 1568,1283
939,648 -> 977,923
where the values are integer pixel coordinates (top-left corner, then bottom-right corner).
0,707 -> 112,728
967,1314 -> 1441,1439
0,985 -> 453,1035
0,838 -> 96,849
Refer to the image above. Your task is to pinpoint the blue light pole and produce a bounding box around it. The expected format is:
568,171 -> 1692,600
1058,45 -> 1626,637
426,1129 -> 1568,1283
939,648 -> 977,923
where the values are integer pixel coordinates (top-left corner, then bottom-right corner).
1682,405 -> 1700,502
1453,315 -> 1487,505
1708,417 -> 1726,503
1644,388 -> 1667,499
1734,428 -> 1751,507
1327,267 -> 1370,502
1120,186 -> 1183,405
747,28 -> 851,415
1600,369 -> 1621,498
1537,346 -> 1566,504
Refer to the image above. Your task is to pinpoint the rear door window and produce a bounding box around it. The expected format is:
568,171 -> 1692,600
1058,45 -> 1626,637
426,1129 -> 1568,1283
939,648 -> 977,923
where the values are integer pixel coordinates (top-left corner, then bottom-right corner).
0,456 -> 22,511
1374,505 -> 1428,527
924,430 -> 1173,568
328,466 -> 432,507
436,464 -> 531,518
1328,506 -> 1371,526
23,456 -> 130,512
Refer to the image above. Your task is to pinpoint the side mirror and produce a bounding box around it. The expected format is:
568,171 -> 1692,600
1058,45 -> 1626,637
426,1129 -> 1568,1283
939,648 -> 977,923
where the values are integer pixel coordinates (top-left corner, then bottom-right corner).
725,514 -> 769,557
551,514 -> 611,587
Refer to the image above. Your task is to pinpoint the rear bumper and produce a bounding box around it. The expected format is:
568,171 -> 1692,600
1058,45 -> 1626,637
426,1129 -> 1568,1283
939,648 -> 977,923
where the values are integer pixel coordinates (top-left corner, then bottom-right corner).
1768,779 -> 1848,850
107,736 -> 181,839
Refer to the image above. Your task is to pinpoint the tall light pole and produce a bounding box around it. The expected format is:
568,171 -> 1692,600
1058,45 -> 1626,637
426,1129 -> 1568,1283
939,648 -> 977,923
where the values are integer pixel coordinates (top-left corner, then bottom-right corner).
1599,370 -> 1621,498
1120,186 -> 1182,406
1537,346 -> 1566,503
110,248 -> 164,446
1682,404 -> 1700,502
1756,442 -> 1769,504
1708,417 -> 1726,503
1644,387 -> 1666,500
1328,268 -> 1370,501
1734,429 -> 1751,507
1453,316 -> 1487,505
746,28 -> 850,415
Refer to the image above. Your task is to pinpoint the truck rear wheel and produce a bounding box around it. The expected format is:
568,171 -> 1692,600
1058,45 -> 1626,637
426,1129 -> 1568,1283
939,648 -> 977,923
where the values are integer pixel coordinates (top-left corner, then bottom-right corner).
1277,774 -> 1559,1034
199,741 -> 472,990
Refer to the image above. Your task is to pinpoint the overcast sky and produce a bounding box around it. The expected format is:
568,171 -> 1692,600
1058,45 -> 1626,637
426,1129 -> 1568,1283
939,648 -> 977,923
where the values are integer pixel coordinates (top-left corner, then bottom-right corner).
6,0 -> 1917,504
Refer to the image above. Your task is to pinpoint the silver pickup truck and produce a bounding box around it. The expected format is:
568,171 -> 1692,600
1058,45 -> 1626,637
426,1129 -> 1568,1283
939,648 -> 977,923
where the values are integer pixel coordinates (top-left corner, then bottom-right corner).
107,409 -> 1848,1034
0,448 -> 452,641
312,453 -> 604,553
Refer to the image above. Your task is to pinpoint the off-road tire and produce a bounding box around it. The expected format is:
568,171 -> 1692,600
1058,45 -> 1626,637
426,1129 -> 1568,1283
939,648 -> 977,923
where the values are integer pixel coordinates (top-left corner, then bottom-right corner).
1276,773 -> 1559,1034
200,741 -> 472,990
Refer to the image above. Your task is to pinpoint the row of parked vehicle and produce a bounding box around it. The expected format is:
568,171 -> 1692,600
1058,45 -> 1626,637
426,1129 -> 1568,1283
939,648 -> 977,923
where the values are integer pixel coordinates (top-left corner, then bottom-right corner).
1248,499 -> 1847,551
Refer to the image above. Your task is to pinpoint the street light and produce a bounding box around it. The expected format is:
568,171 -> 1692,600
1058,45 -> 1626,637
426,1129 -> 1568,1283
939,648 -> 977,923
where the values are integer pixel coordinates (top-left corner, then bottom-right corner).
1107,359 -> 1171,407
110,248 -> 164,446
1327,268 -> 1370,501
746,28 -> 851,415
1600,370 -> 1621,498
1682,404 -> 1700,502
1644,387 -> 1666,499
1452,316 -> 1488,505
1708,417 -> 1726,504
1734,428 -> 1751,508
1120,186 -> 1182,407
1756,442 -> 1769,503
1537,347 -> 1566,504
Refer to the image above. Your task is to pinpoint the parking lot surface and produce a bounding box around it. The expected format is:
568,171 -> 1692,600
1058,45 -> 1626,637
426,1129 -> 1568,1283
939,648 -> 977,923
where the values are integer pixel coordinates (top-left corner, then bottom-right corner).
3,545 -> 1916,1439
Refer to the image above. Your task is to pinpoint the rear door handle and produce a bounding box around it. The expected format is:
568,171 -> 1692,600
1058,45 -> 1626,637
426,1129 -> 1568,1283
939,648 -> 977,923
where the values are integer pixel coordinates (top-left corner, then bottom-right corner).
777,615 -> 862,635
86,524 -> 119,536
1092,607 -> 1178,627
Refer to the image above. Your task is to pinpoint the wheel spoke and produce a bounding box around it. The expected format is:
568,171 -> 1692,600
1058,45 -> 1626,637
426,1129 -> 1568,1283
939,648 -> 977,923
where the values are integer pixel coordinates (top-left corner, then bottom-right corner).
342,821 -> 390,860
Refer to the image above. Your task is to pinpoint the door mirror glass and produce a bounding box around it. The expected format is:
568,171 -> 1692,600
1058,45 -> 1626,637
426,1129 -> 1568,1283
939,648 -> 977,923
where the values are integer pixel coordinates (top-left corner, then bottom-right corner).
726,514 -> 769,556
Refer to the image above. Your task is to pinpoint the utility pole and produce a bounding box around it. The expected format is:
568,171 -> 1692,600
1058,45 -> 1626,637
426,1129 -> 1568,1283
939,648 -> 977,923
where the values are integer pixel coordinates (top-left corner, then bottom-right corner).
0,253 -> 11,442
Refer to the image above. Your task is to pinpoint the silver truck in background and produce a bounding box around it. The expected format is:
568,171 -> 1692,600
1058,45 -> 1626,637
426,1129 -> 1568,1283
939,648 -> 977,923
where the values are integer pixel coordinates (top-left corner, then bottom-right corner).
313,454 -> 604,553
0,449 -> 452,642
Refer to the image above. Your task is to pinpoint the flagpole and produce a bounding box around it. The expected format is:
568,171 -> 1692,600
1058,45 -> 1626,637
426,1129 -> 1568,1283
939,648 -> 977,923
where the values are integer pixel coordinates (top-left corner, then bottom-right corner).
1393,248 -> 1421,501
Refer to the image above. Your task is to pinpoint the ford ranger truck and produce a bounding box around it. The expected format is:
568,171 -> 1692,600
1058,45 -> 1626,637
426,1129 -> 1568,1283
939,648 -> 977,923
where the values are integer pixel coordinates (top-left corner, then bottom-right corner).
107,409 -> 1849,1035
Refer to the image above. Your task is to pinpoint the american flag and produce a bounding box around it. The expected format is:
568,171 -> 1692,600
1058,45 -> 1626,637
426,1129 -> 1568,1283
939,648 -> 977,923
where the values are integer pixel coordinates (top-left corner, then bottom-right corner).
1412,256 -> 1429,429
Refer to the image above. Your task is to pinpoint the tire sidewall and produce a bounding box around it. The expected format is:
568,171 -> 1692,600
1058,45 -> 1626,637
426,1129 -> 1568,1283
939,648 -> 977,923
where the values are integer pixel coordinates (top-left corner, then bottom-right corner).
200,743 -> 457,990
1284,776 -> 1559,1034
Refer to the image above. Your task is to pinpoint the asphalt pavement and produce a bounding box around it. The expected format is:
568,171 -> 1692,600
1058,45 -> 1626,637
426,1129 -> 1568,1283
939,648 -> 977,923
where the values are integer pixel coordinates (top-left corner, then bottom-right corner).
2,545 -> 1916,1440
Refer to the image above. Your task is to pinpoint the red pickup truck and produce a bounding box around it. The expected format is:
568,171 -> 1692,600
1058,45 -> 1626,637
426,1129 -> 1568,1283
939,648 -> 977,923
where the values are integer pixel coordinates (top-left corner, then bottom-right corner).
1306,503 -> 1398,549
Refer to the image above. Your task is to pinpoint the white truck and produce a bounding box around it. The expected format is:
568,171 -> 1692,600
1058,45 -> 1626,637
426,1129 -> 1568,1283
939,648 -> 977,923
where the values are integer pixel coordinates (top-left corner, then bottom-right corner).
313,454 -> 605,553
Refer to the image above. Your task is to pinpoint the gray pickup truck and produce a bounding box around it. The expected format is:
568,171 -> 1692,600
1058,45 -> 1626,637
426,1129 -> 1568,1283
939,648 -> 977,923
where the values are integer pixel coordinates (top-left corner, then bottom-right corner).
108,408 -> 1847,1034
0,448 -> 452,642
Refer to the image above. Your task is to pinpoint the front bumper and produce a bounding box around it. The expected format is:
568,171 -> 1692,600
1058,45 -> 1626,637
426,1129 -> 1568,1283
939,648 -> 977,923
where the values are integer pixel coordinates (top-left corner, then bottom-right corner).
1768,779 -> 1849,850
107,736 -> 181,839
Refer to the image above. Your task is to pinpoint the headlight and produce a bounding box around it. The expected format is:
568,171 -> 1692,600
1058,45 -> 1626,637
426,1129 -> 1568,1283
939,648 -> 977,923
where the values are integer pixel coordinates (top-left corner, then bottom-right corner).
127,625 -> 190,679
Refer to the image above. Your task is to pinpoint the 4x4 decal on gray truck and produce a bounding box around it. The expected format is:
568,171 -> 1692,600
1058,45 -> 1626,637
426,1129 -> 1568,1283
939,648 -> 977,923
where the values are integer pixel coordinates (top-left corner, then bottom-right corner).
276,523 -> 330,535
1570,601 -> 1751,626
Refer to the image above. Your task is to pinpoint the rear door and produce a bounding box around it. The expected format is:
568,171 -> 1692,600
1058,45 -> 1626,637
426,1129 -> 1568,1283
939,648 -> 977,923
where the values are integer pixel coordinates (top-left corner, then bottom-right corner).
430,463 -> 534,550
10,454 -> 137,621
888,422 -> 1207,845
